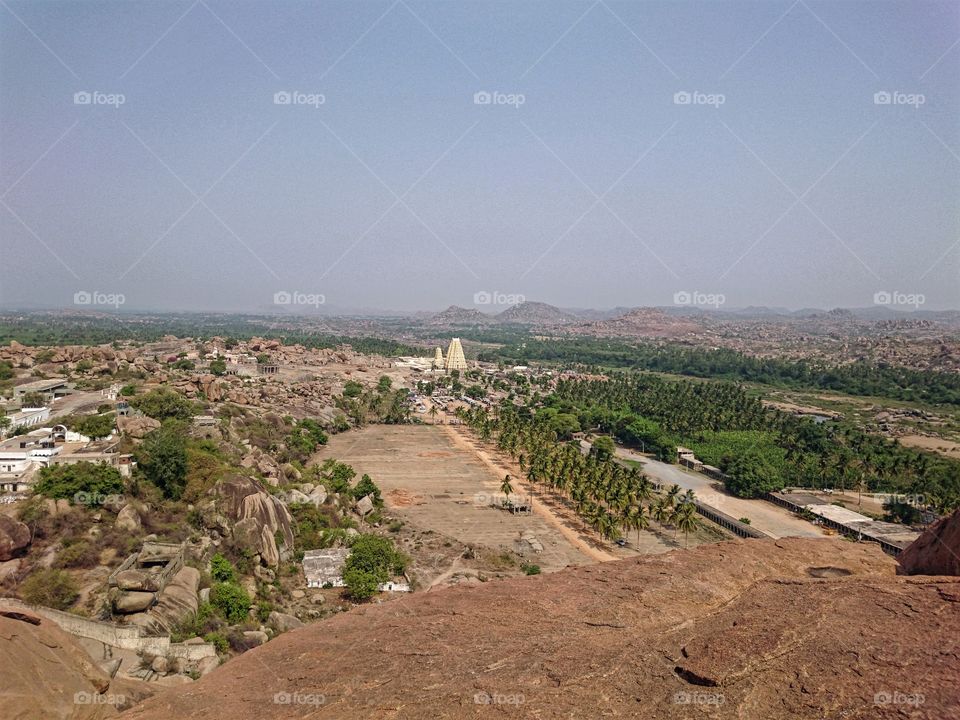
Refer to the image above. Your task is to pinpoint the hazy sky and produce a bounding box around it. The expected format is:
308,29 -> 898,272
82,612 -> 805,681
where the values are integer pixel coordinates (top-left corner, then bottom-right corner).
2,0 -> 958,313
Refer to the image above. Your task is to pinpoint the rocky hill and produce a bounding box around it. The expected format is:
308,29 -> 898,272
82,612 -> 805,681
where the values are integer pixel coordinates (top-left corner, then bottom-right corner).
426,306 -> 493,326
495,301 -> 577,325
566,307 -> 712,339
125,537 -> 960,719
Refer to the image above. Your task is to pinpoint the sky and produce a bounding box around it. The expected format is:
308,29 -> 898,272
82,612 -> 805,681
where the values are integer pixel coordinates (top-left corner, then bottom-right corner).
1,0 -> 958,314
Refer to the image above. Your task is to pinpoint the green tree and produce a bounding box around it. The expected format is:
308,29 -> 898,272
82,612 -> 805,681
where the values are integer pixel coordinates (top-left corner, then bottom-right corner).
352,474 -> 382,505
210,582 -> 251,624
69,412 -> 115,440
209,358 -> 227,376
591,435 -> 615,462
500,474 -> 514,503
210,553 -> 238,583
33,462 -> 124,501
138,425 -> 188,499
130,387 -> 193,421
343,534 -> 407,601
377,376 -> 393,392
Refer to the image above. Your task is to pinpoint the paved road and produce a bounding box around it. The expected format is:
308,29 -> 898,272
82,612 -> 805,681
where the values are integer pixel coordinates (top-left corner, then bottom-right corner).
587,442 -> 826,539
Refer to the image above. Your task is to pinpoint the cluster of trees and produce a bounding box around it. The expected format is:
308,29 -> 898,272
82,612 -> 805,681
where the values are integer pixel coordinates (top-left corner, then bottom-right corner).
459,403 -> 700,545
342,534 -> 408,600
552,374 -> 960,511
33,462 -> 124,500
488,338 -> 960,406
336,375 -> 410,426
0,316 -> 424,358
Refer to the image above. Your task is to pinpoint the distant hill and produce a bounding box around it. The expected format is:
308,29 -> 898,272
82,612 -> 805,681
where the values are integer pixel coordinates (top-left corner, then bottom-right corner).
427,305 -> 493,326
495,301 -> 577,325
566,307 -> 711,339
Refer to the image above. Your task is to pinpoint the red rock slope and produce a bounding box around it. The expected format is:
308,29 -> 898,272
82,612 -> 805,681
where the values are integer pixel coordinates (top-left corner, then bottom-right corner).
126,538 -> 960,719
899,507 -> 960,576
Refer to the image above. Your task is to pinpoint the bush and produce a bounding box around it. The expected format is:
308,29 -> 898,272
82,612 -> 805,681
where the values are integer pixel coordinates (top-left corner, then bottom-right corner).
342,534 -> 407,601
54,540 -> 99,569
33,462 -> 124,501
129,387 -> 194,421
522,564 -> 541,576
138,425 -> 188,499
204,631 -> 229,654
20,569 -> 79,609
68,412 -> 115,440
210,582 -> 251,624
210,553 -> 237,584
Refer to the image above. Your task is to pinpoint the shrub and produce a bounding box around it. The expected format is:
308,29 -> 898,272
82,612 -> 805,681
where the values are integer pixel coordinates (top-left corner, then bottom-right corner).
20,569 -> 79,609
210,582 -> 251,624
210,553 -> 237,584
204,631 -> 229,654
137,425 -> 188,499
33,462 -> 124,501
54,540 -> 99,569
522,564 -> 541,576
129,387 -> 194,421
342,534 -> 407,601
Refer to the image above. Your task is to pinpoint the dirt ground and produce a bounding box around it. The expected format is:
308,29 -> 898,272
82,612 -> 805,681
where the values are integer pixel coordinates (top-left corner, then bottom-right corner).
317,425 -> 595,573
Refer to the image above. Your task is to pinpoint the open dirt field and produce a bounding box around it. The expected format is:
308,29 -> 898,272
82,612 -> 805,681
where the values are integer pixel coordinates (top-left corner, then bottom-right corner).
317,425 -> 597,572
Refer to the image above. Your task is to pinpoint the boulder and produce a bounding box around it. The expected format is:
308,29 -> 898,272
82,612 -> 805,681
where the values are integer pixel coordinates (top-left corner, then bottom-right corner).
113,591 -> 155,614
267,611 -> 304,633
118,415 -> 161,439
196,656 -> 220,675
899,508 -> 960,576
128,567 -> 200,635
242,630 -> 269,646
0,516 -> 30,561
150,655 -> 169,675
0,558 -> 21,583
355,495 -> 374,517
207,475 -> 294,568
115,569 -> 161,592
115,504 -> 142,532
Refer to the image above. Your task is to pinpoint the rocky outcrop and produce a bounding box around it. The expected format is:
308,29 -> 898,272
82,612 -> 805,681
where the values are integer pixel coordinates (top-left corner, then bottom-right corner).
203,475 -> 294,568
115,504 -> 142,532
124,538 -> 960,720
899,508 -> 960,576
117,416 -> 161,439
0,516 -> 30,561
0,604 -> 139,718
129,567 -> 200,635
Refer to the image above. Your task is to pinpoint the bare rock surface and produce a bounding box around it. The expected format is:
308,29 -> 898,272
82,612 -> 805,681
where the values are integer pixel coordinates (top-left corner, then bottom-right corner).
125,538 -> 960,719
0,604 -> 154,719
899,507 -> 960,576
0,515 -> 30,561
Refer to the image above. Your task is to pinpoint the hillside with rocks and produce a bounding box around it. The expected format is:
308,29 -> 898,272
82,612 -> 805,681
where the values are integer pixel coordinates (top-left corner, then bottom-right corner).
125,537 -> 960,719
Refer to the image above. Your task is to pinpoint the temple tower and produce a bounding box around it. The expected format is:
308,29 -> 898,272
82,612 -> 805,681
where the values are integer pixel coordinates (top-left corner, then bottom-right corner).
445,338 -> 467,371
433,347 -> 444,370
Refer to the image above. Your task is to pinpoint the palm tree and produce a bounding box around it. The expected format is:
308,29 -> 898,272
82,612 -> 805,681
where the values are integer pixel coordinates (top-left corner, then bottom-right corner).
500,474 -> 514,506
674,504 -> 698,546
428,405 -> 438,424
